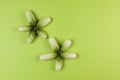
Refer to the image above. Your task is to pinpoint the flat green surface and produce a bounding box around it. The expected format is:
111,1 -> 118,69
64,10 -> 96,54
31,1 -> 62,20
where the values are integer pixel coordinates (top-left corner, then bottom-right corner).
0,0 -> 120,80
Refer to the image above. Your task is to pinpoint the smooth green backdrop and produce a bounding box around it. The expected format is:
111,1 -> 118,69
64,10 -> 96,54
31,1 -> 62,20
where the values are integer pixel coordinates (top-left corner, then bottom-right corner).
0,0 -> 120,80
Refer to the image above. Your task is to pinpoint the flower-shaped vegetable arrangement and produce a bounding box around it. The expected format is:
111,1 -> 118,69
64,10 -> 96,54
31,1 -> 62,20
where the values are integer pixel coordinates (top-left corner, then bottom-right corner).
40,37 -> 77,71
18,11 -> 52,43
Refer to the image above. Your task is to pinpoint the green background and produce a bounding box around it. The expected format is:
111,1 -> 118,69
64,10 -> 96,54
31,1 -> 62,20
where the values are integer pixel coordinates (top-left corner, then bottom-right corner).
0,0 -> 120,80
